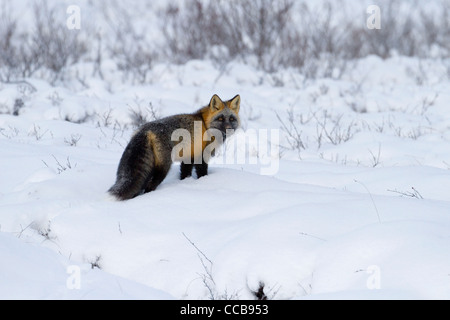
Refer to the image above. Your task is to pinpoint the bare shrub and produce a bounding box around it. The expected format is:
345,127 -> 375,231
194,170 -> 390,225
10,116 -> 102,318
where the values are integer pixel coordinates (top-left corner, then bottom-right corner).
161,0 -> 299,72
3,0 -> 450,87
104,1 -> 157,84
42,155 -> 77,174
312,111 -> 361,147
362,1 -> 450,59
387,187 -> 424,199
160,0 -> 450,78
277,107 -> 365,158
64,134 -> 82,147
182,232 -> 240,300
234,0 -> 297,72
0,4 -> 19,81
128,98 -> 160,128
252,282 -> 268,300
276,109 -> 306,157
32,1 -> 88,84
29,124 -> 50,141
161,1 -> 213,64
362,1 -> 416,58
0,3 -> 41,81
0,1 -> 89,84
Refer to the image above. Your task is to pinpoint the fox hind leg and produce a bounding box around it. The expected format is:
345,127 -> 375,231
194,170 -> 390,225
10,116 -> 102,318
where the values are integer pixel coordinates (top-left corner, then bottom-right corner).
109,130 -> 156,200
144,164 -> 171,193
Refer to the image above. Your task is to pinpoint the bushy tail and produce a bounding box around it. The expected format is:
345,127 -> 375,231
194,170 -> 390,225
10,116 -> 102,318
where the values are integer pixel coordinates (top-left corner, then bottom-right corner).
108,176 -> 145,201
108,132 -> 155,201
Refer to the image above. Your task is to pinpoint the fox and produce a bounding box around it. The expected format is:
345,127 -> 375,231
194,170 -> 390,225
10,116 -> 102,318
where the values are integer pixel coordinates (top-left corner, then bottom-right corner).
108,94 -> 241,201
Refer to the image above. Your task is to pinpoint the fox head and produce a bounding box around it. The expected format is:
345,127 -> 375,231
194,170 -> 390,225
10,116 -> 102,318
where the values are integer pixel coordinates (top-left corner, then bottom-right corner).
206,94 -> 241,139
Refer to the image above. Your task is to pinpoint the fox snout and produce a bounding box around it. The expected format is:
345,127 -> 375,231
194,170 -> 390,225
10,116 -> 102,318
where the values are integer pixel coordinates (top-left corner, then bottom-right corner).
224,122 -> 233,130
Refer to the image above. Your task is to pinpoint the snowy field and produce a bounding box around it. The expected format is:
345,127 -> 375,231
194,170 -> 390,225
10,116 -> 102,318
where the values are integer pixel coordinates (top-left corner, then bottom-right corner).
1,0 -> 450,300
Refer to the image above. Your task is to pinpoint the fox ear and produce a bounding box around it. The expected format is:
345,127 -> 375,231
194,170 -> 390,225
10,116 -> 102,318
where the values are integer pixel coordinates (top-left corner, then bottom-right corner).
229,95 -> 240,113
209,94 -> 224,111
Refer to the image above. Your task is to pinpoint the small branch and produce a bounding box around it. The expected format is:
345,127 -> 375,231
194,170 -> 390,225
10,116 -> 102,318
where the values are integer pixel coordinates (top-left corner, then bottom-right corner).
182,232 -> 213,266
299,232 -> 327,242
387,187 -> 424,199
354,180 -> 382,223
369,144 -> 382,168
182,232 -> 216,299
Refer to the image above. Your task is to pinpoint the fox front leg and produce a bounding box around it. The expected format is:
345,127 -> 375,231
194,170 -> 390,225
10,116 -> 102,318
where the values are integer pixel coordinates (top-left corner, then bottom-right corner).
180,162 -> 193,180
195,161 -> 208,178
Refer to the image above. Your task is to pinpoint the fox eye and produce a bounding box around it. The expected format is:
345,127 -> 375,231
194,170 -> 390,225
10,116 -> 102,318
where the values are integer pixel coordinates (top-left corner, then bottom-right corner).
218,117 -> 224,122
230,116 -> 236,122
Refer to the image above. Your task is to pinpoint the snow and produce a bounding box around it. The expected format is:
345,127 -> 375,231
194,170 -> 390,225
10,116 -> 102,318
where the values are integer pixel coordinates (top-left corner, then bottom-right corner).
0,232 -> 173,299
1,2 -> 450,300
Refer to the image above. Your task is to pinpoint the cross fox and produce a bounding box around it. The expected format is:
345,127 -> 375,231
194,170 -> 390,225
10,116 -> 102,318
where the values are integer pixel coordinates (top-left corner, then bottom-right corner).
108,94 -> 241,200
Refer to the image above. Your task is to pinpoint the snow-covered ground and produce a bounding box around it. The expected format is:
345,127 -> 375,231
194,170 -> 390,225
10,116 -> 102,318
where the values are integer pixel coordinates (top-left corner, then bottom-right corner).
1,1 -> 450,300
1,55 -> 450,300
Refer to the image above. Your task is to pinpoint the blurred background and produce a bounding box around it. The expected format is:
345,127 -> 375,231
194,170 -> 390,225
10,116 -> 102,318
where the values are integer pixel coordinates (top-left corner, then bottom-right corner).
1,0 -> 449,86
